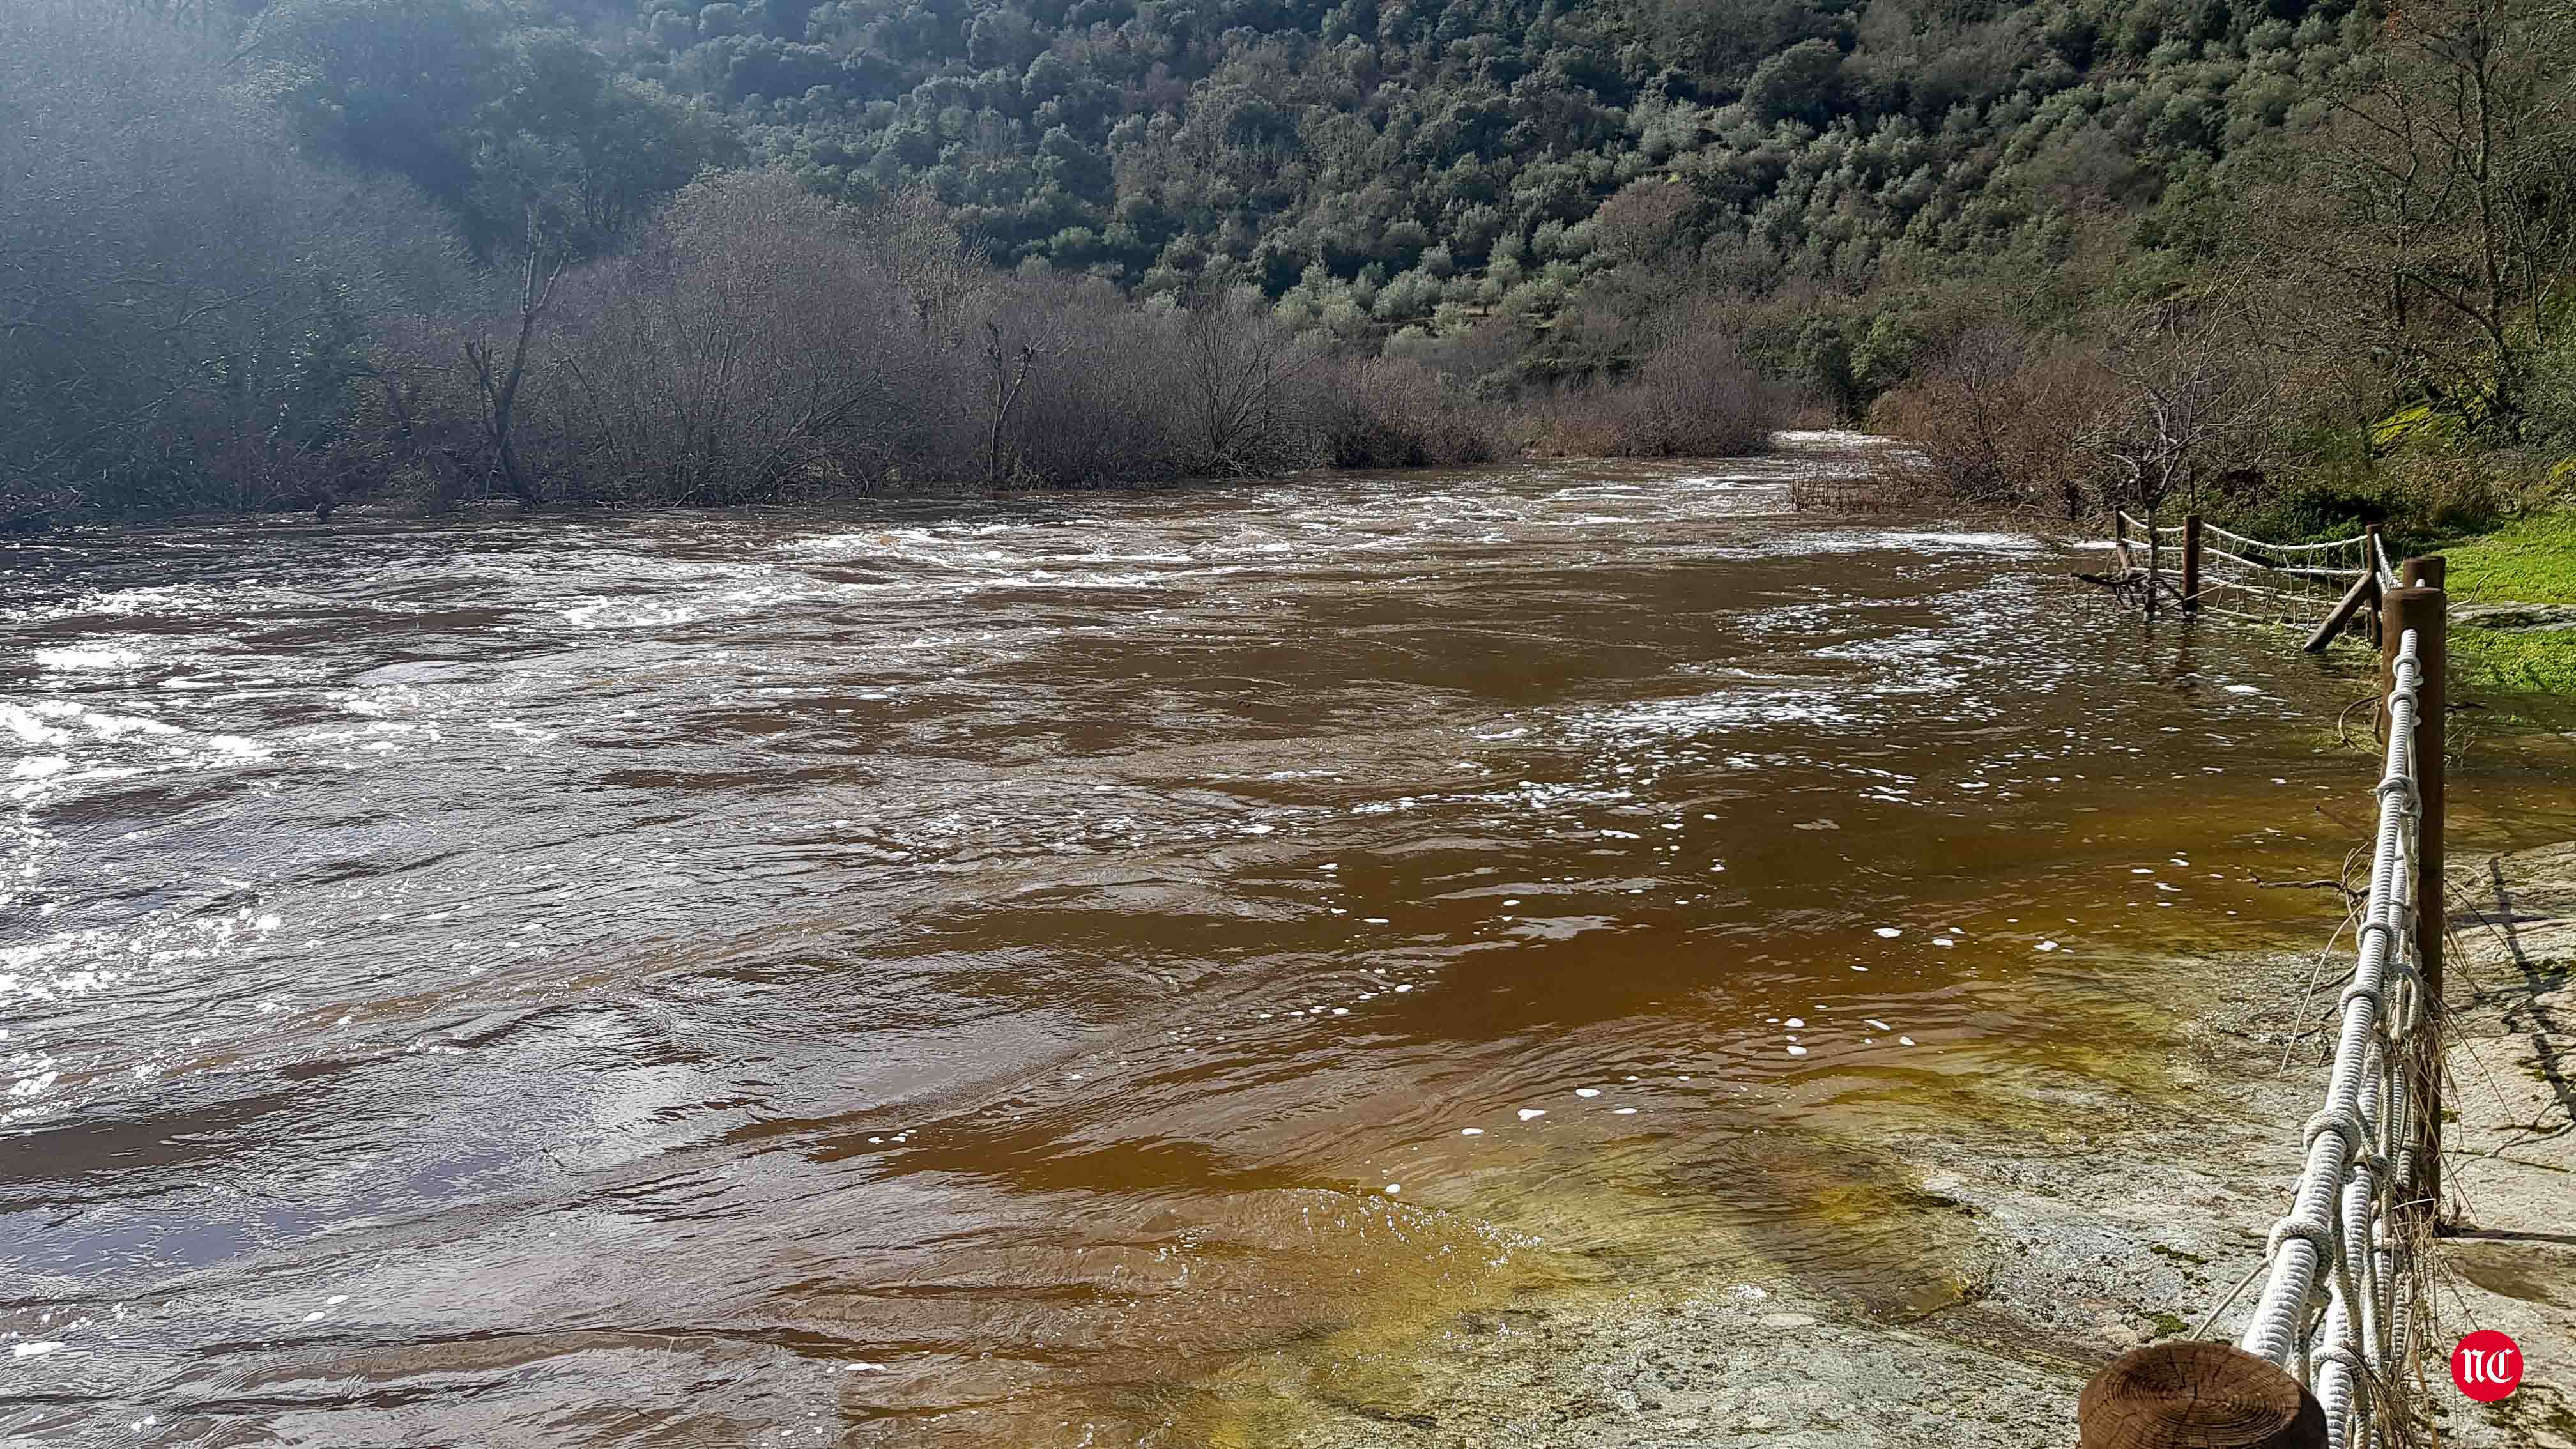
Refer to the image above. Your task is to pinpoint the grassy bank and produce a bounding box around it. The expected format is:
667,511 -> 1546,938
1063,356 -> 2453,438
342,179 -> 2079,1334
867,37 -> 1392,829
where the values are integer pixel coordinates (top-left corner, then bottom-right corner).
2447,512 -> 2576,604
2442,512 -> 2576,696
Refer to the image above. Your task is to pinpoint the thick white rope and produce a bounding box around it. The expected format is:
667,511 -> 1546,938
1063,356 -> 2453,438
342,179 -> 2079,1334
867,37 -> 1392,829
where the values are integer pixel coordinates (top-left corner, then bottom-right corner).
2230,630 -> 2425,1448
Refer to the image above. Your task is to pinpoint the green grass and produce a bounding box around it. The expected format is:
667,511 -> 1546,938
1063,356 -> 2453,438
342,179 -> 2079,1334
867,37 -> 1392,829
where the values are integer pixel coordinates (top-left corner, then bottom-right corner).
2451,627 -> 2576,694
2442,511 -> 2576,604
2421,507 -> 2576,696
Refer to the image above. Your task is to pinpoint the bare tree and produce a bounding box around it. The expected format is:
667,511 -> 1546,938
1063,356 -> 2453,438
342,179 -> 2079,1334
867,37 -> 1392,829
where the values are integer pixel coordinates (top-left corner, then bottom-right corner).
531,171 -> 919,503
1869,326 -> 2115,514
1173,284 -> 1315,474
981,319 -> 1043,485
2244,0 -> 2576,443
464,231 -> 569,510
2076,310 -> 2278,613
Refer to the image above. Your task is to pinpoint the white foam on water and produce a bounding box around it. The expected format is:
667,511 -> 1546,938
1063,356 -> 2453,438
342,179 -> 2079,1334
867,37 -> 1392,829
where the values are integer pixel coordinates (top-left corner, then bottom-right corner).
1874,927 -> 1900,938
1517,1108 -> 1545,1121
34,647 -> 145,671
1575,1087 -> 1600,1098
0,706 -> 73,746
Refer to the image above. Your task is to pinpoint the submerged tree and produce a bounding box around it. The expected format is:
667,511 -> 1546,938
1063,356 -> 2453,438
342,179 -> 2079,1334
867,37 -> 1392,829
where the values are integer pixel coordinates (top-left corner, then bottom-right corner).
463,234 -> 568,511
1174,285 -> 1315,475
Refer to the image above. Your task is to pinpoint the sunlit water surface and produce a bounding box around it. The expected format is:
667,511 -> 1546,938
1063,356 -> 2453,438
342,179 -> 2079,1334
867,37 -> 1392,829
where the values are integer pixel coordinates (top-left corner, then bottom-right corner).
7,436 -> 2575,1445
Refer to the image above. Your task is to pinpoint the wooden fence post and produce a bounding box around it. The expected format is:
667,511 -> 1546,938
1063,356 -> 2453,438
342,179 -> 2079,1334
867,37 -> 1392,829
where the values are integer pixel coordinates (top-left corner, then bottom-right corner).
2303,571 -> 2379,654
2380,567 -> 2446,1220
2182,514 -> 2202,616
2078,1342 -> 2326,1448
2364,525 -> 2384,647
2144,509 -> 2161,619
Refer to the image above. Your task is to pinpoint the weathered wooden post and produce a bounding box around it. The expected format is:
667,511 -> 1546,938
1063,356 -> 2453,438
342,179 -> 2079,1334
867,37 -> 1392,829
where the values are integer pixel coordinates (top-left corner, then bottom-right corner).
2077,1342 -> 2326,1448
2181,514 -> 2203,616
2381,564 -> 2446,1220
2365,525 -> 2384,647
2303,570 -> 2380,654
2144,509 -> 2161,619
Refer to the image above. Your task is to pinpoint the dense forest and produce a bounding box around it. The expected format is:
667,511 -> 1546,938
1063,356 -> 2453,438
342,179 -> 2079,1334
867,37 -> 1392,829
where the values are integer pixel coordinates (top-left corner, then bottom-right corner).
3,0 -> 2572,528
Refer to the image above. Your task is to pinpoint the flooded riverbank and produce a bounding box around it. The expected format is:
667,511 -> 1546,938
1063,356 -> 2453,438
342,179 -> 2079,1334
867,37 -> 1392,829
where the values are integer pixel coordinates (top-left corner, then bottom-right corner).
8,436 -> 2576,1445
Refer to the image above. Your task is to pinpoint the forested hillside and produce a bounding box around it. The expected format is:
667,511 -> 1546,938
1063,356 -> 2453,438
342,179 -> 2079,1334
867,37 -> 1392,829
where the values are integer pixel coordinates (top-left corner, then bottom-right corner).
6,0 -> 2572,529
643,0 -> 2360,370
233,0 -> 2379,397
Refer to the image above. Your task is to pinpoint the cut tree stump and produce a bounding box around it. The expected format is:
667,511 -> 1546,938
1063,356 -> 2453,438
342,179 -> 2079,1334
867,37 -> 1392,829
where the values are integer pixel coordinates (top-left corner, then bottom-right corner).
2076,1342 -> 2327,1449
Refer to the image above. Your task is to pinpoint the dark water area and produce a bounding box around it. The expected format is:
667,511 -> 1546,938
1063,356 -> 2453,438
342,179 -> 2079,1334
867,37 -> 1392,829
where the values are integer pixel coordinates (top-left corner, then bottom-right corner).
5,435 -> 2573,1445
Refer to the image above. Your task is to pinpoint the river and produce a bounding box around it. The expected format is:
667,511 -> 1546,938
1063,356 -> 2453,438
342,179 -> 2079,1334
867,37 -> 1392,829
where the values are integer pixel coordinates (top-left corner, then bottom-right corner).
6,436 -> 2573,1445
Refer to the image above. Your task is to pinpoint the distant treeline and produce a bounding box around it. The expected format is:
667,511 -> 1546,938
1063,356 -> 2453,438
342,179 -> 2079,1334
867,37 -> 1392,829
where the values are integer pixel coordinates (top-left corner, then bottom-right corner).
0,2 -> 1790,523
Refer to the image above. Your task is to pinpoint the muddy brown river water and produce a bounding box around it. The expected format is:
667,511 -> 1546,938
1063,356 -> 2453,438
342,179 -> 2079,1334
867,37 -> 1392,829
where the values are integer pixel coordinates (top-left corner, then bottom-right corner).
6,436 -> 2575,1446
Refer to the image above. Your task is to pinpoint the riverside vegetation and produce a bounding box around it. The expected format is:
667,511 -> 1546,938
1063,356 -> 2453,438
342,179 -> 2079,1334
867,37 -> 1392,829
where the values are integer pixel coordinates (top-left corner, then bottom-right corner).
5,0 -> 2575,697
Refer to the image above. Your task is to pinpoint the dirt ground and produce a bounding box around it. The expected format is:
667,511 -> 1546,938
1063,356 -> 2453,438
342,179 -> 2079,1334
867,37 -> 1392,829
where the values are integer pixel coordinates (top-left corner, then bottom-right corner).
2442,841 -> 2576,1449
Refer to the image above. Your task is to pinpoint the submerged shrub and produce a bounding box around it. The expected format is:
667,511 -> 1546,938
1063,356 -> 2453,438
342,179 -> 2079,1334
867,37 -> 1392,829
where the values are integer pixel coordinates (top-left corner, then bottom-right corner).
1313,358 -> 1507,468
1867,328 -> 2116,512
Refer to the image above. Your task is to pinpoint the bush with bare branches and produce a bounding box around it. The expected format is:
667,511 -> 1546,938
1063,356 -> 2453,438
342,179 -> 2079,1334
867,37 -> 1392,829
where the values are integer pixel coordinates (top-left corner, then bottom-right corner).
1865,328 -> 2118,514
527,172 -> 924,503
1524,330 -> 1796,460
1312,358 -> 1510,468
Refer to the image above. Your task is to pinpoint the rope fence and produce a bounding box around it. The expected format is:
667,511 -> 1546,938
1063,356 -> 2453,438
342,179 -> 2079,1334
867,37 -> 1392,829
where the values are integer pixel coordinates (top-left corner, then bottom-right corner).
2228,624 -> 2434,1449
2108,511 -> 2377,630
2090,512 -> 2400,653
2075,558 -> 2451,1449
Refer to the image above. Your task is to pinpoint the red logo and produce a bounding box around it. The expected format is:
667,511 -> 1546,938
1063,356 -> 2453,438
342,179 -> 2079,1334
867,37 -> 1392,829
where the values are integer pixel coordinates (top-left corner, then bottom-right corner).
2451,1330 -> 2524,1402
